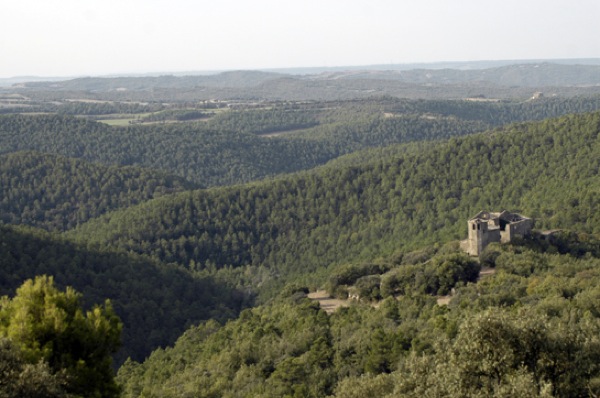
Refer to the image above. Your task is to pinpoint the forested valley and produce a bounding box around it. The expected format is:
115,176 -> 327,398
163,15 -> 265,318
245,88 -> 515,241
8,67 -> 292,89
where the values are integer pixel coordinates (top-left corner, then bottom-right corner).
1,65 -> 600,397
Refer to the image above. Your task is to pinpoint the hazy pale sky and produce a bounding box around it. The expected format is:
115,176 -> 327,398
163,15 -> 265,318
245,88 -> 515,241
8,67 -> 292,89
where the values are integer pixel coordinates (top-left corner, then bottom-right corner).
2,0 -> 599,77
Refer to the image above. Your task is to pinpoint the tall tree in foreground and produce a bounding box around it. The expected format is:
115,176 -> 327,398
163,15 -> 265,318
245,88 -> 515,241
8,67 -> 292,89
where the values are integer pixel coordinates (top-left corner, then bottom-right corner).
0,275 -> 122,398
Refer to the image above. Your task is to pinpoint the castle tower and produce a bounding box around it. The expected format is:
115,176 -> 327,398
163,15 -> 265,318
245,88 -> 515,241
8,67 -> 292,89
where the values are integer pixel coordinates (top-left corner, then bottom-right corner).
467,218 -> 488,256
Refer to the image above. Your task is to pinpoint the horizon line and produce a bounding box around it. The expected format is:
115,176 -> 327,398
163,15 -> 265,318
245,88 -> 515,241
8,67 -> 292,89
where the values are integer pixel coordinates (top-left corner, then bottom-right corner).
2,57 -> 600,82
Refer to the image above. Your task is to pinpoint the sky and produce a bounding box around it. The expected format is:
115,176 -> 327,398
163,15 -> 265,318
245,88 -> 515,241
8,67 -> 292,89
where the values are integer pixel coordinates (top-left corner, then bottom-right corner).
1,0 -> 600,78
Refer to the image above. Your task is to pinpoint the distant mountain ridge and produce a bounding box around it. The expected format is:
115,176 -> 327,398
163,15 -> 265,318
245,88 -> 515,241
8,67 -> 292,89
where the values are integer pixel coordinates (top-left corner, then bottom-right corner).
320,63 -> 600,87
7,60 -> 600,95
12,70 -> 283,91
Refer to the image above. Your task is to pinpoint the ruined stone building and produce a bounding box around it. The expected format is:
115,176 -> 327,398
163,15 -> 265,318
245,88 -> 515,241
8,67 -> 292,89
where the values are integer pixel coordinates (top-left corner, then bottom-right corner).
461,210 -> 533,256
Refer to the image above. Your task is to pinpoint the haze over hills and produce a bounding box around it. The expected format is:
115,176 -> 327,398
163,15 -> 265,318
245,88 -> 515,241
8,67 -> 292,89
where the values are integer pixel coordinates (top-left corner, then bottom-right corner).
3,60 -> 600,101
3,57 -> 600,85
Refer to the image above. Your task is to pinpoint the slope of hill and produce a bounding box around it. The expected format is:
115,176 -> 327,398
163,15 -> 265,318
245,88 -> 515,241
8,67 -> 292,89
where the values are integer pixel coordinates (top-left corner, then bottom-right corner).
0,113 -> 333,186
0,224 -> 246,365
0,151 -> 196,231
2,97 -> 600,187
116,234 -> 600,397
2,101 -> 599,396
68,111 -> 600,298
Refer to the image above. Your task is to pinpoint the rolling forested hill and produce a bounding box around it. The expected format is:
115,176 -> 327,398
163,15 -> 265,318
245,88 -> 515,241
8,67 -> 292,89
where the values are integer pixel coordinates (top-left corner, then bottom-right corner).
1,96 -> 600,189
108,110 -> 600,397
0,151 -> 196,231
68,111 -> 600,299
116,233 -> 600,397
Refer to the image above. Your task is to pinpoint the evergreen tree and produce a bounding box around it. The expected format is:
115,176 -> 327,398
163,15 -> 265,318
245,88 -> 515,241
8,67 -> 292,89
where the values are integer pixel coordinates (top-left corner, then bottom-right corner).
0,276 -> 122,398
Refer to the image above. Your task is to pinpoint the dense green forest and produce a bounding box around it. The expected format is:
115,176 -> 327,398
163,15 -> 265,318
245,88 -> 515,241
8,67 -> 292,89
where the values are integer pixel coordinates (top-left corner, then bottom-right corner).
0,151 -> 195,231
67,111 -> 600,300
1,96 -> 600,189
9,109 -> 593,379
0,113 -> 333,186
1,85 -> 600,396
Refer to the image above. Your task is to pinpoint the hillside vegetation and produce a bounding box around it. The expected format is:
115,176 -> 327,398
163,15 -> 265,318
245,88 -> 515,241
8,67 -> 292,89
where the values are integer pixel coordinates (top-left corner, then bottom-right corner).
69,111 -> 600,298
0,151 -> 195,231
117,234 -> 600,397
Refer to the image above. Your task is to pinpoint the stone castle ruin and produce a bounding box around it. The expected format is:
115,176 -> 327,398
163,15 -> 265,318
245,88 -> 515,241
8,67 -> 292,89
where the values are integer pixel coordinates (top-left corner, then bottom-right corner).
461,210 -> 533,256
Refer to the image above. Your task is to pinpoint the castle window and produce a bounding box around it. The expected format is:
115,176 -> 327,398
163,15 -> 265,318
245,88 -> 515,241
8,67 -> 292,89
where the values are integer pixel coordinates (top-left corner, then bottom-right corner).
472,224 -> 476,230
477,224 -> 481,230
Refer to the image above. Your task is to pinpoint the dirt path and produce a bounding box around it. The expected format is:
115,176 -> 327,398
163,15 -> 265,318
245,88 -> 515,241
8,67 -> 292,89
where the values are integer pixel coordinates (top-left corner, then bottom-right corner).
310,267 -> 498,311
436,296 -> 452,306
479,266 -> 496,278
307,290 -> 351,314
259,127 -> 311,138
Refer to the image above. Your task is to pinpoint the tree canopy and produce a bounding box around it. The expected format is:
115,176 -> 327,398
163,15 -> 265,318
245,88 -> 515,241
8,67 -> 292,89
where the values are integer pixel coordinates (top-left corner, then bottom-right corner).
0,276 -> 122,397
